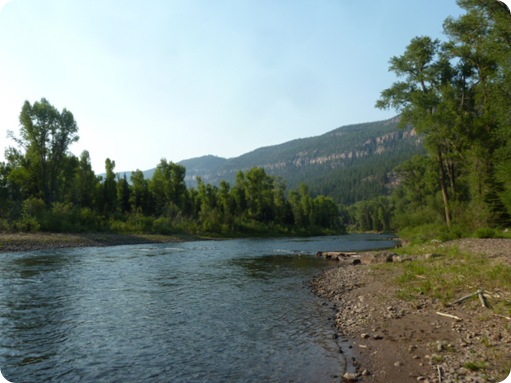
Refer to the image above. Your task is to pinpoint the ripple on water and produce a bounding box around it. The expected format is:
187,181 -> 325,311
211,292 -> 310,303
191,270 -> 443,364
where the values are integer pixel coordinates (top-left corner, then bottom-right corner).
0,235 -> 396,383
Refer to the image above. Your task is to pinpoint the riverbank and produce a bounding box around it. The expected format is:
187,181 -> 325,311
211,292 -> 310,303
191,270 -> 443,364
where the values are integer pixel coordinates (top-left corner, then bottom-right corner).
0,232 -> 193,253
310,238 -> 511,383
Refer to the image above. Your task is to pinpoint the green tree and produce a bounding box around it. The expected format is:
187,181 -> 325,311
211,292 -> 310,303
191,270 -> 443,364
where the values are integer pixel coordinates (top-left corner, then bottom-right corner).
101,158 -> 117,215
289,183 -> 313,228
442,0 -> 511,226
7,98 -> 79,205
130,170 -> 151,214
376,36 -> 458,226
149,159 -> 188,217
74,151 -> 99,209
117,174 -> 131,214
312,195 -> 341,230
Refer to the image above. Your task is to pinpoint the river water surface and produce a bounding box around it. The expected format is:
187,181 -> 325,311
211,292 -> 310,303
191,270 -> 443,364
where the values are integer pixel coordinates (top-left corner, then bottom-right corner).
0,234 -> 395,383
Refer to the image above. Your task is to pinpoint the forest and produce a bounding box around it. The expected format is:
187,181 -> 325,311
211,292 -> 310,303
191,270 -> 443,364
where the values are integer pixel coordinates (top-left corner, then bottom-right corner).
0,0 -> 510,240
0,99 -> 342,236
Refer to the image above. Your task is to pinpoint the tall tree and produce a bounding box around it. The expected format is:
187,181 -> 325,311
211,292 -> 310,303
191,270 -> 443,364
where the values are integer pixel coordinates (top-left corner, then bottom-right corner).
7,98 -> 79,205
101,158 -> 117,215
130,170 -> 151,214
376,36 -> 458,226
149,159 -> 188,217
442,0 -> 511,226
74,151 -> 98,209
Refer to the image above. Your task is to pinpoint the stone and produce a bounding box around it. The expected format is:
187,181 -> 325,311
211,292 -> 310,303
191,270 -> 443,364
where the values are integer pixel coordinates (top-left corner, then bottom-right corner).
342,372 -> 359,381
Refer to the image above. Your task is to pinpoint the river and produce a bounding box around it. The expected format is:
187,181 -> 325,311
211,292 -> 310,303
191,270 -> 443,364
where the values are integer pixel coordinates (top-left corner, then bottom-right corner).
0,234 -> 396,383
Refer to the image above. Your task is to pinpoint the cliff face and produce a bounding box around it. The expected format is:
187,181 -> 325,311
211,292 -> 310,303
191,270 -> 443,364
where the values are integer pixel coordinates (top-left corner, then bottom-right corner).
285,128 -> 419,168
177,117 -> 423,204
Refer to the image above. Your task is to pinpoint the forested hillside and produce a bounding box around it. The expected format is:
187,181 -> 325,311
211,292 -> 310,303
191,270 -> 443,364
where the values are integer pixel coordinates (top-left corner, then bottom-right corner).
176,117 -> 423,205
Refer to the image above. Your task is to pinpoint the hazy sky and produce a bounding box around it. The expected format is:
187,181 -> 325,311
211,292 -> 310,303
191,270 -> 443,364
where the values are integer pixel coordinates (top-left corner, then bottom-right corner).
0,0 -> 468,173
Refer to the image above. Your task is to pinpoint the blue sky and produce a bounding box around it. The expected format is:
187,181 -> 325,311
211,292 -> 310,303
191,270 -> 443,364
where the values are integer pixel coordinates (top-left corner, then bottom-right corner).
0,0 -> 465,173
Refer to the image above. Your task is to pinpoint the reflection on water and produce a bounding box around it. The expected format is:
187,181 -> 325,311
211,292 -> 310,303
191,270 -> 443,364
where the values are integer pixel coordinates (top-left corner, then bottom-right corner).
0,234 -> 395,383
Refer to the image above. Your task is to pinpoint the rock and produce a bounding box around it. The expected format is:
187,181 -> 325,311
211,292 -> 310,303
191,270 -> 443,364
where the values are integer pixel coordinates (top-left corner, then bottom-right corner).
361,333 -> 370,339
394,361 -> 403,367
342,372 -> 359,381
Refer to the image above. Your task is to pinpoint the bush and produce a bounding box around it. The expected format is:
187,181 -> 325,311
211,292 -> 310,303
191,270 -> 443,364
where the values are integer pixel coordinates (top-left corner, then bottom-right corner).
474,227 -> 499,239
152,217 -> 174,235
398,223 -> 470,243
14,217 -> 41,232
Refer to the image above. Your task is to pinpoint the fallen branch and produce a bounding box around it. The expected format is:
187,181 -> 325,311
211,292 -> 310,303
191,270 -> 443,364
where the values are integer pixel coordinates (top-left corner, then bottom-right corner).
436,311 -> 462,321
437,365 -> 443,383
450,289 -> 491,308
451,291 -> 480,305
495,314 -> 511,321
478,291 -> 490,308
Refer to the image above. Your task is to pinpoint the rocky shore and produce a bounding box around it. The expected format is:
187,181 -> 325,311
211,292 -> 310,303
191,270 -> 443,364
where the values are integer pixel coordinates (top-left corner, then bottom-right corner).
0,232 -> 189,253
310,239 -> 511,383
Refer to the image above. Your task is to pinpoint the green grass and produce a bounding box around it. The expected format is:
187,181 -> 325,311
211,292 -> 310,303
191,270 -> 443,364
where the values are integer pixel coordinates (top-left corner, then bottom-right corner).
377,242 -> 511,315
463,361 -> 487,372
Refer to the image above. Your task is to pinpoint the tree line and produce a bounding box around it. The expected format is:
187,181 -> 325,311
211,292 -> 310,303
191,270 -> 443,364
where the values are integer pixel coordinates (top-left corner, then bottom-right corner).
0,98 -> 343,236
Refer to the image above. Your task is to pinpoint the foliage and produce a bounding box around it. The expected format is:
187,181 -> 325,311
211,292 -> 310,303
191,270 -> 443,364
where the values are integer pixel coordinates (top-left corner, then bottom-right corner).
0,100 -> 346,236
376,0 -> 511,233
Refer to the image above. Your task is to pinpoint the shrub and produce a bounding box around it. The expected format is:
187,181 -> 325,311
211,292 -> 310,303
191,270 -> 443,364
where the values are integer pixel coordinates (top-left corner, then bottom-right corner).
474,227 -> 498,239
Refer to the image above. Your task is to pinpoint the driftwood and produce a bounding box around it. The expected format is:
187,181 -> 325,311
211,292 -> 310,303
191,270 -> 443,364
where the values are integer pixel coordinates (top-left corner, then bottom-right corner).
437,365 -> 443,383
436,311 -> 462,321
478,291 -> 490,308
450,289 -> 490,308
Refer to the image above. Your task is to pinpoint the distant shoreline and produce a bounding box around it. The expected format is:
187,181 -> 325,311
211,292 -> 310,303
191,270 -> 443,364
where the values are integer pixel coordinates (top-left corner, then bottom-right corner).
0,232 -> 193,253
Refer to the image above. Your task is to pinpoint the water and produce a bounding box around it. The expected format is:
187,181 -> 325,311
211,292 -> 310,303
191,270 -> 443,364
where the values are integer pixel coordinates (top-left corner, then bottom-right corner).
0,234 -> 396,383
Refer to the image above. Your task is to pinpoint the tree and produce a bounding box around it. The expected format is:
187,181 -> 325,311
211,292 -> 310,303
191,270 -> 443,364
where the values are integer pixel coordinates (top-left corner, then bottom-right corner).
149,159 -> 188,217
130,170 -> 151,214
74,151 -> 98,209
244,167 -> 276,223
7,98 -> 79,205
442,0 -> 511,226
289,183 -> 313,228
376,36 -> 458,226
117,174 -> 131,214
101,158 -> 117,215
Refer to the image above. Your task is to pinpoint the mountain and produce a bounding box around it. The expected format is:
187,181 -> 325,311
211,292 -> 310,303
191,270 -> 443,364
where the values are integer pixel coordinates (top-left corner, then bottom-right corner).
116,116 -> 424,205
174,116 -> 424,205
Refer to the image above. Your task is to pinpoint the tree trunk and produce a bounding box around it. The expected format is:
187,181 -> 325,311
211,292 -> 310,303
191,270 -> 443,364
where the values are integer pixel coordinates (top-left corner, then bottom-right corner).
437,149 -> 452,227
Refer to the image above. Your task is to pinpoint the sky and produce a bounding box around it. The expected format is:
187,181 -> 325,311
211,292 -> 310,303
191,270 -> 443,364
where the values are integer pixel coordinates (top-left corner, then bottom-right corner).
0,0 -> 471,173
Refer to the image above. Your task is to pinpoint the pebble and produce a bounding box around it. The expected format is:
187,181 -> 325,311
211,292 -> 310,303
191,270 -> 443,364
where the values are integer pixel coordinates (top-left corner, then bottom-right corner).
342,372 -> 358,381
